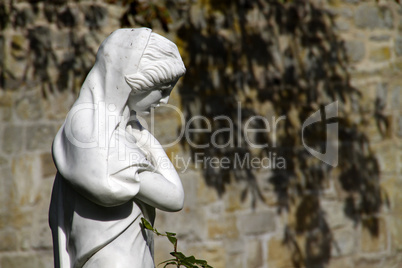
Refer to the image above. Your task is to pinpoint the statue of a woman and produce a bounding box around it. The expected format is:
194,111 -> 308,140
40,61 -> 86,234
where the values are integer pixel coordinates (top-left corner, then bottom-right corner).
49,28 -> 186,268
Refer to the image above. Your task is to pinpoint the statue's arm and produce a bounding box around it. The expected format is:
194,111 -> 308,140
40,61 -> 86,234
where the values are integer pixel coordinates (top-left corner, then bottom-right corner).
134,129 -> 184,212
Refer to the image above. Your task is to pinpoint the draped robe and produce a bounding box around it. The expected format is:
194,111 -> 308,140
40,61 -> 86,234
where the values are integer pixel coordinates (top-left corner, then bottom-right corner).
49,28 -> 160,268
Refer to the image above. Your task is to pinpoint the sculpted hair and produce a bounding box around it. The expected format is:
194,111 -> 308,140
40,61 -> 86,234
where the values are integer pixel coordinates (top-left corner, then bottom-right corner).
125,33 -> 186,92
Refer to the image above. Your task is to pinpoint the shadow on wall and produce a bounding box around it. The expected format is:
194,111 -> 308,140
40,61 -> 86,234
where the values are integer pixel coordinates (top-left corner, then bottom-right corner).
153,1 -> 388,267
0,0 -> 106,97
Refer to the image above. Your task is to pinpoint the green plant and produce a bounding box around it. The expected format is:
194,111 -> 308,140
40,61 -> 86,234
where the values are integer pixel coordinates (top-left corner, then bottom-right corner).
141,218 -> 213,268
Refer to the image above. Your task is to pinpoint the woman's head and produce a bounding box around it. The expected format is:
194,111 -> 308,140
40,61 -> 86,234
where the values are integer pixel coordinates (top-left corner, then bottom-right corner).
125,32 -> 186,94
125,32 -> 185,113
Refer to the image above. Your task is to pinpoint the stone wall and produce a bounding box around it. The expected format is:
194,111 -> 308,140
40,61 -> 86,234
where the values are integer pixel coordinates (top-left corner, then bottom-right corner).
0,0 -> 401,268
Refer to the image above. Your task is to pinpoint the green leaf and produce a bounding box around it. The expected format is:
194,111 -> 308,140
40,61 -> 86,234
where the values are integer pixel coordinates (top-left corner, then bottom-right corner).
193,259 -> 207,265
141,217 -> 154,231
170,251 -> 186,259
163,261 -> 178,268
158,259 -> 178,267
165,232 -> 176,236
184,255 -> 196,263
167,235 -> 177,246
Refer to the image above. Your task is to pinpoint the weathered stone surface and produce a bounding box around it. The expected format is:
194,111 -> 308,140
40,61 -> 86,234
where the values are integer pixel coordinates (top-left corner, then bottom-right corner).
0,156 -> 7,168
207,216 -> 238,239
40,152 -> 56,178
30,220 -> 53,250
354,258 -> 382,268
2,125 -> 24,153
185,245 -> 225,268
11,154 -> 41,206
11,34 -> 28,59
197,174 -> 219,205
81,4 -> 108,30
26,124 -> 56,151
0,253 -> 53,268
0,167 -> 12,214
344,40 -> 365,62
0,91 -> 13,122
0,229 -> 17,251
225,253 -> 243,268
370,47 -> 391,62
355,5 -> 393,29
369,35 -> 391,42
322,201 -> 349,229
246,240 -> 262,268
238,211 -> 275,235
327,257 -> 354,268
223,181 -> 250,212
335,19 -> 350,32
373,141 -> 398,174
267,237 -> 294,268
360,217 -> 388,253
395,36 -> 402,56
331,227 -> 357,257
15,93 -> 43,120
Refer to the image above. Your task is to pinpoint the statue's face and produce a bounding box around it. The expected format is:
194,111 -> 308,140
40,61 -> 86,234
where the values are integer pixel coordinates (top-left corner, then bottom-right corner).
127,82 -> 175,114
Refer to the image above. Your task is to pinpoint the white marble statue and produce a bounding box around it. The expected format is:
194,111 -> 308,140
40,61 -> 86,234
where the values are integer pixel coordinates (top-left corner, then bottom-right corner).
49,28 -> 186,268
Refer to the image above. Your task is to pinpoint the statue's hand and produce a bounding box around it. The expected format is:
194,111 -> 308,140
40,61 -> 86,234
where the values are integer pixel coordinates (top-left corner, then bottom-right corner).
128,126 -> 166,165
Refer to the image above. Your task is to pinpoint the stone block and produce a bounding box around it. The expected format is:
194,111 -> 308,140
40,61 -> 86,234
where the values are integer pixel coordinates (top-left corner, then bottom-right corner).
0,252 -> 53,268
0,167 -> 12,213
0,156 -> 8,167
41,153 -> 56,178
196,174 -> 219,205
354,258 -> 382,268
185,244 -> 225,268
395,36 -> 402,56
0,229 -> 17,251
360,217 -> 388,253
390,212 -> 402,251
2,125 -> 24,154
0,91 -> 13,122
327,257 -> 354,268
30,220 -> 53,250
81,4 -> 108,30
331,227 -> 357,257
344,40 -> 365,62
372,141 -> 398,174
11,154 -> 41,206
335,19 -> 350,32
26,124 -> 56,151
15,93 -> 43,120
355,4 -> 393,29
157,207 -> 207,242
369,35 -> 391,42
246,240 -> 262,268
321,200 -> 348,229
11,34 -> 28,60
267,237 -> 294,268
238,210 -> 276,235
223,181 -> 250,212
225,253 -> 243,268
207,216 -> 238,239
370,47 -> 391,62
390,85 -> 400,111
